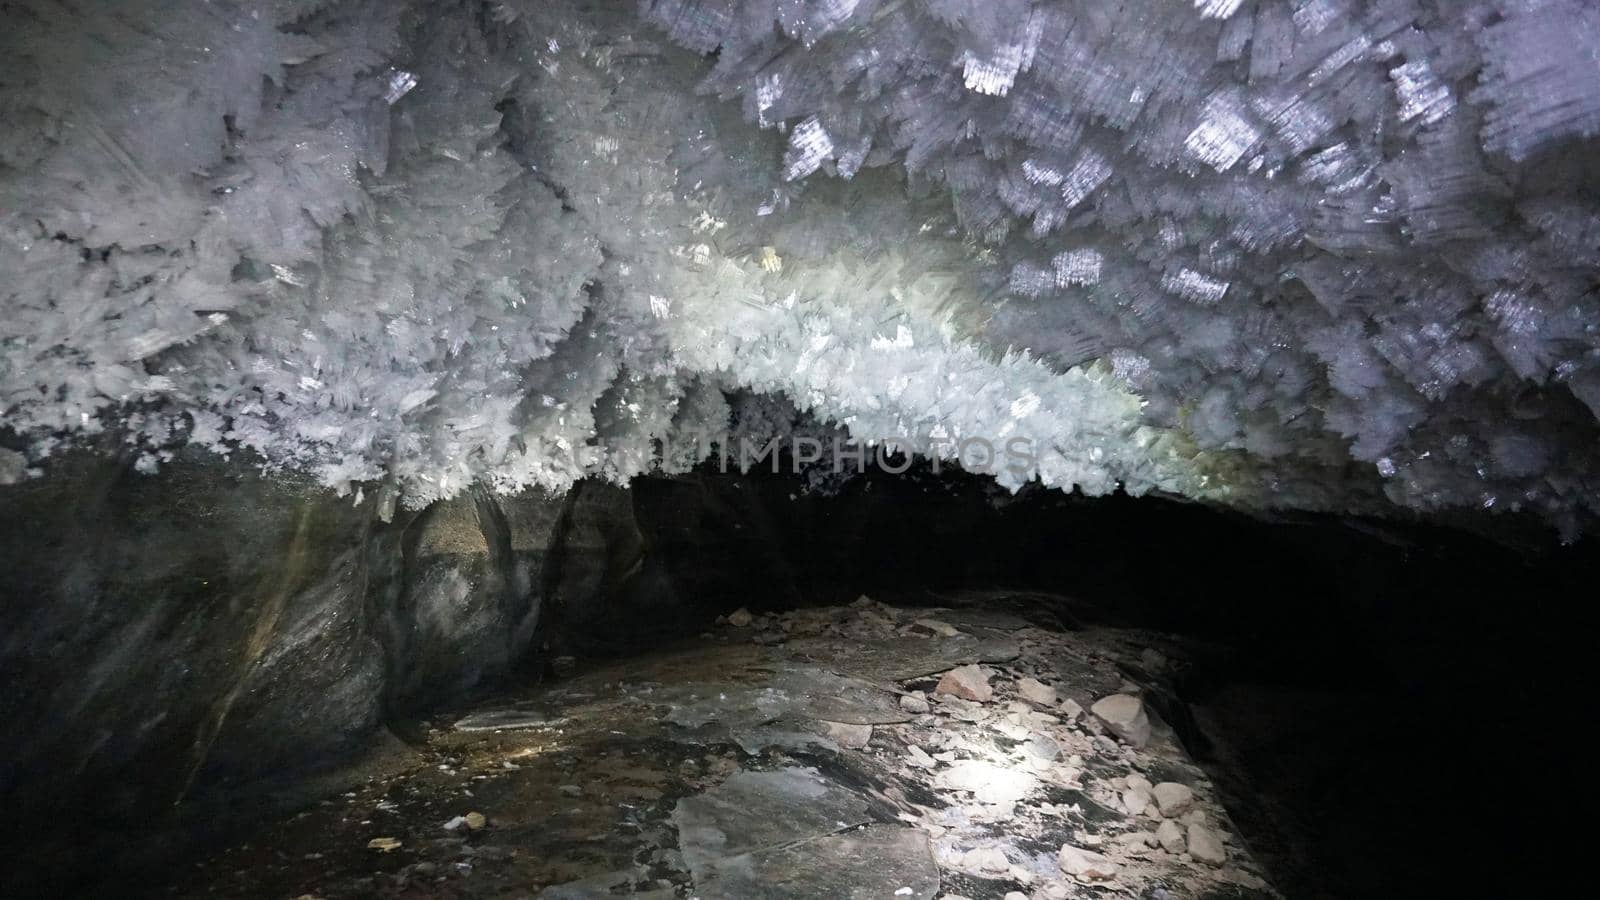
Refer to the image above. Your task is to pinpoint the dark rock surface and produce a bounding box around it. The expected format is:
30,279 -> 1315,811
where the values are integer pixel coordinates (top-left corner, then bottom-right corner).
0,453 -> 378,820
0,453 -> 570,894
3,454 -> 1598,897
151,598 -> 1271,900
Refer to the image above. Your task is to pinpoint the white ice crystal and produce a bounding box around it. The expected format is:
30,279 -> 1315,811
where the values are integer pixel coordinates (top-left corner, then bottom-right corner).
2,0 -> 1600,533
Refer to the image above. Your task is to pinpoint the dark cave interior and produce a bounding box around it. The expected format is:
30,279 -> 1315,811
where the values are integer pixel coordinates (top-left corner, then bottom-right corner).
1,455 -> 1591,898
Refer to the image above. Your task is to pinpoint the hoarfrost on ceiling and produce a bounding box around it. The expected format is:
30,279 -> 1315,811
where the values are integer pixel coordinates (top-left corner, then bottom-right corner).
2,0 -> 1599,532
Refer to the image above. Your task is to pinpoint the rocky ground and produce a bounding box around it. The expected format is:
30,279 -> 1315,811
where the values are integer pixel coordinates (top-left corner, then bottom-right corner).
159,595 -> 1276,899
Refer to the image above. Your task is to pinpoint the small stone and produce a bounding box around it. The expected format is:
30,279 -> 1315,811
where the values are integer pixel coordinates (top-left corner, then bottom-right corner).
1058,698 -> 1084,722
824,721 -> 873,749
1125,774 -> 1153,793
906,745 -> 937,770
964,846 -> 1010,873
559,784 -> 583,797
727,608 -> 754,627
935,664 -> 994,703
1089,694 -> 1150,747
1157,819 -> 1186,854
367,837 -> 402,852
1057,844 -> 1119,881
1152,782 -> 1195,818
1037,882 -> 1071,900
1120,831 -> 1158,857
1121,787 -> 1150,817
1005,893 -> 1029,900
994,717 -> 1031,741
1187,822 -> 1227,866
1025,732 -> 1061,763
1016,677 -> 1057,706
1045,764 -> 1083,789
899,691 -> 930,714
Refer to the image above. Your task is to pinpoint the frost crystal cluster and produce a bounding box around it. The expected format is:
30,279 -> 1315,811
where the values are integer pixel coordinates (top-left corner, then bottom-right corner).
3,1 -> 1600,530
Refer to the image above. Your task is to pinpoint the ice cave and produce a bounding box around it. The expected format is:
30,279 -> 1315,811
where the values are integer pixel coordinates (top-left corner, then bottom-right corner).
2,0 -> 1598,896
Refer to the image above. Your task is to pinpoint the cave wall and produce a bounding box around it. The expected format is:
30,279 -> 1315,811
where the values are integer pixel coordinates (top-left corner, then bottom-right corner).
0,452 -> 1029,829
0,452 -> 567,828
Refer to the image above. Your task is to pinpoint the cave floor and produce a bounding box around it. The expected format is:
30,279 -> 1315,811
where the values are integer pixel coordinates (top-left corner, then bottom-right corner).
163,596 -> 1275,899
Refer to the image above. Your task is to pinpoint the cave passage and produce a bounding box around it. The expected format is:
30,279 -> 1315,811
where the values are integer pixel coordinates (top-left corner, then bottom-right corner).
1,457 -> 1592,899
6,1 -> 1600,896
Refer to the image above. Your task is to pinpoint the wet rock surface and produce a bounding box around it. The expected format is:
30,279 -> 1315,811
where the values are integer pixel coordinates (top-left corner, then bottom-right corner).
154,597 -> 1274,899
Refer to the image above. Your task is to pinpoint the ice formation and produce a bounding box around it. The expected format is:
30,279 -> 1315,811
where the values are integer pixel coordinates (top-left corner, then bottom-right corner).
3,1 -> 1599,531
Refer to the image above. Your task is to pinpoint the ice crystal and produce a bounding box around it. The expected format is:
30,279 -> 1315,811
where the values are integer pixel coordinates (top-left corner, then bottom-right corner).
2,0 -> 1599,533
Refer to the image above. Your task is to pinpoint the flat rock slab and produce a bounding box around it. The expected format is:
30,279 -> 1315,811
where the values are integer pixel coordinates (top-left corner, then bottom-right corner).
693,824 -> 939,900
671,767 -> 871,874
666,666 -> 910,730
452,705 -> 562,732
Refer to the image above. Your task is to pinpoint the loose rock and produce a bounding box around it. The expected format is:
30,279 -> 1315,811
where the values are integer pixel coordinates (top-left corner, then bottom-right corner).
443,811 -> 487,831
727,608 -> 754,627
1152,782 -> 1194,818
899,691 -> 930,714
963,846 -> 1010,874
1187,823 -> 1227,867
1090,693 -> 1151,747
1156,819 -> 1186,854
935,665 -> 994,703
1025,732 -> 1061,764
824,721 -> 873,750
1016,676 -> 1057,706
1057,843 -> 1119,881
1122,787 -> 1151,817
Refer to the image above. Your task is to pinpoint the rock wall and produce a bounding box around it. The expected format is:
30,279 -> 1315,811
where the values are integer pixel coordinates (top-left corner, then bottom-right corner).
0,452 -> 564,827
0,455 -> 1027,834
